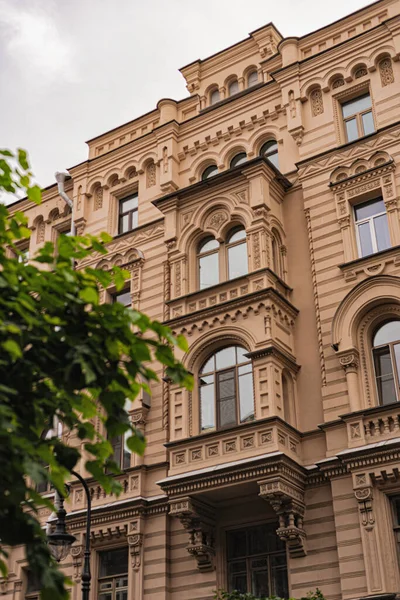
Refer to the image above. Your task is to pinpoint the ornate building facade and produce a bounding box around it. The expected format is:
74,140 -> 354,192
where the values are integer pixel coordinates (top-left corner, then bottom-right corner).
5,0 -> 400,598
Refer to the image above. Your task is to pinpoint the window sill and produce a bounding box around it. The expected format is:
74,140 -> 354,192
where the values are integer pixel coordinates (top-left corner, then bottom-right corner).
338,244 -> 400,282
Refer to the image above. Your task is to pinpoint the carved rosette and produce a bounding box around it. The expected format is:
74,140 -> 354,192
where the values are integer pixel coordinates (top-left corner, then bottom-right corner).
259,476 -> 307,557
128,533 -> 144,570
169,497 -> 215,572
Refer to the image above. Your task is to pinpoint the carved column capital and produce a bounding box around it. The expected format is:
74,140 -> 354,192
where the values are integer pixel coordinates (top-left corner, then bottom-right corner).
339,351 -> 359,372
169,497 -> 215,572
259,475 -> 307,557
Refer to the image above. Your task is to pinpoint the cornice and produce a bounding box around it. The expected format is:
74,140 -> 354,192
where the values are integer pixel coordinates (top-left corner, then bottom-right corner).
329,160 -> 395,189
245,343 -> 300,373
164,286 -> 299,330
158,453 -> 306,497
297,120 -> 400,179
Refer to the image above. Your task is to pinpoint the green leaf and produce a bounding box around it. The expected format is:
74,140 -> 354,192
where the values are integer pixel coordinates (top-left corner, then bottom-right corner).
27,185 -> 42,204
126,430 -> 146,456
17,148 -> 29,170
2,339 -> 22,360
79,286 -> 98,305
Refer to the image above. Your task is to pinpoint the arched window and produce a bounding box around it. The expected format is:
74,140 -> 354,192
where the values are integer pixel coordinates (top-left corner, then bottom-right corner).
271,231 -> 283,278
227,227 -> 248,280
247,70 -> 258,87
198,237 -> 219,290
200,346 -> 254,431
260,140 -> 279,170
373,321 -> 400,405
202,165 -> 219,180
230,153 -> 247,168
210,88 -> 220,105
228,80 -> 239,96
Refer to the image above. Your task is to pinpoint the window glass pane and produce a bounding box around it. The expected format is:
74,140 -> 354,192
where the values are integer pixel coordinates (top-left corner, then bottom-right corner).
394,344 -> 400,391
201,356 -> 215,374
114,290 -> 131,306
239,372 -> 254,423
99,548 -> 128,577
199,238 -> 219,254
227,529 -> 247,558
122,436 -> 131,469
271,556 -> 289,598
238,363 -> 252,375
362,110 -> 375,136
393,497 -> 400,525
199,253 -> 219,289
215,347 -> 236,370
266,152 -> 279,169
116,592 -> 128,600
236,346 -> 249,364
229,81 -> 239,96
252,569 -> 270,598
342,94 -> 372,118
261,141 -> 278,155
99,594 -> 112,600
248,525 -> 270,555
200,379 -> 215,431
355,198 -> 385,221
374,214 -> 391,252
374,347 -> 397,405
131,209 -> 138,229
248,71 -> 258,86
202,165 -> 219,180
227,228 -> 246,243
218,370 -> 236,429
120,195 -> 138,213
210,90 -> 220,105
374,321 -> 400,346
345,117 -> 359,142
228,242 -> 248,279
119,214 -> 130,234
358,222 -> 374,257
229,573 -> 247,593
116,577 -> 128,588
230,153 -> 247,168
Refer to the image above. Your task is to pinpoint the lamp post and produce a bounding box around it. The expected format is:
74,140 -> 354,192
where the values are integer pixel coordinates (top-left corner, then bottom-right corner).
47,470 -> 92,600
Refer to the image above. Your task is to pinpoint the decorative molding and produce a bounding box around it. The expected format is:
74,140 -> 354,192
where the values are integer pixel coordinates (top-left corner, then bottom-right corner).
379,57 -> 395,87
310,88 -> 324,116
146,162 -> 156,188
354,486 -> 375,530
94,186 -> 103,211
169,497 -> 215,572
127,533 -> 143,570
304,208 -> 326,386
259,474 -> 307,557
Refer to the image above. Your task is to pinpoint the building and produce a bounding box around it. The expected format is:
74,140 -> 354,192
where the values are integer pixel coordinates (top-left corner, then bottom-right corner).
5,0 -> 400,598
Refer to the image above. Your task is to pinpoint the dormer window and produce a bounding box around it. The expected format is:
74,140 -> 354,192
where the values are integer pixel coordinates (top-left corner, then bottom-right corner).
228,80 -> 239,96
247,70 -> 258,87
210,88 -> 220,105
202,165 -> 219,180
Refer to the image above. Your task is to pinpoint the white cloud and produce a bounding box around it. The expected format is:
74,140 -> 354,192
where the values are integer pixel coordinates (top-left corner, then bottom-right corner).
0,0 -> 77,83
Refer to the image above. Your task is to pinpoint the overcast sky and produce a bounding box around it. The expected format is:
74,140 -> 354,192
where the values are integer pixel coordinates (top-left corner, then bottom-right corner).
1,0 -> 370,190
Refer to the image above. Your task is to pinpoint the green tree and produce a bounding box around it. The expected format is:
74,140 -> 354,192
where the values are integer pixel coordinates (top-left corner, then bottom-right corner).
0,149 -> 193,599
213,589 -> 325,600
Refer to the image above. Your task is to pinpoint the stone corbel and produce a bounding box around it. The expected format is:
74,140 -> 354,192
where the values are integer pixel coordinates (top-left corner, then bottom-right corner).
288,124 -> 304,147
259,475 -> 307,557
128,533 -> 143,570
169,497 -> 215,572
74,216 -> 87,236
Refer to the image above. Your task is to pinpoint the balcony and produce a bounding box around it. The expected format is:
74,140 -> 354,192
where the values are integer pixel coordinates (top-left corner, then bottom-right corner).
165,416 -> 302,477
166,268 -> 291,321
342,403 -> 400,449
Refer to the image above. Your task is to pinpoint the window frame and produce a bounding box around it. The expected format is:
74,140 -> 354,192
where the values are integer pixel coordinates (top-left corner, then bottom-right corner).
247,70 -> 258,87
354,196 -> 391,258
199,345 -> 254,433
224,522 -> 288,597
391,496 -> 400,567
230,153 -> 247,169
112,287 -> 131,307
118,193 -> 138,235
226,227 -> 248,280
197,236 -> 220,290
201,165 -> 219,180
97,547 -> 129,600
337,89 -> 375,143
372,320 -> 400,405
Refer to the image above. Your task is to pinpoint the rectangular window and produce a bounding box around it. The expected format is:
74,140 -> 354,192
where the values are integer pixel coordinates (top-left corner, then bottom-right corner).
392,496 -> 400,565
108,434 -> 131,470
98,547 -> 129,600
341,93 -> 375,141
25,570 -> 41,600
354,197 -> 391,257
118,194 -> 138,234
226,524 -> 288,598
113,288 -> 131,307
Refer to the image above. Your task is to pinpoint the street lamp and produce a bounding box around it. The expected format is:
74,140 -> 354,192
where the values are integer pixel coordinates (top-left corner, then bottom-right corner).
47,469 -> 92,600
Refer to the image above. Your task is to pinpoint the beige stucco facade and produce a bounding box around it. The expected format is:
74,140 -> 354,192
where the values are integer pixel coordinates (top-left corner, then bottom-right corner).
5,1 -> 400,598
